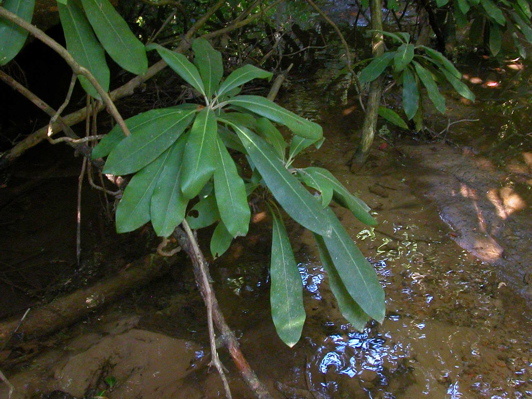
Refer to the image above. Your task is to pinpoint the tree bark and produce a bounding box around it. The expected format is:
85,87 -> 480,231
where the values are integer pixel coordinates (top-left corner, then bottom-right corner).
351,0 -> 384,168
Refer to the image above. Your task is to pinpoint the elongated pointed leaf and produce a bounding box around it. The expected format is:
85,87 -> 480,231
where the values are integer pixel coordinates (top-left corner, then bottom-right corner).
457,0 -> 470,14
394,44 -> 415,72
116,150 -> 169,233
256,118 -> 287,160
511,11 -> 532,42
481,0 -> 506,25
413,61 -> 446,114
214,136 -> 250,237
271,210 -> 305,347
232,126 -> 332,237
217,64 -> 273,97
218,126 -> 246,153
103,108 -> 196,175
319,207 -> 385,322
0,0 -> 35,66
149,43 -> 206,96
297,169 -> 334,207
299,167 -> 377,226
81,0 -> 147,75
516,0 -> 531,17
378,106 -> 408,130
150,135 -> 189,237
92,104 -> 197,159
186,194 -> 219,229
227,95 -> 322,140
359,52 -> 395,84
192,38 -> 223,97
440,69 -> 475,101
181,108 -> 218,198
314,234 -> 370,330
420,46 -> 461,79
402,67 -> 419,120
489,24 -> 502,55
58,0 -> 109,99
210,221 -> 233,258
289,136 -> 324,160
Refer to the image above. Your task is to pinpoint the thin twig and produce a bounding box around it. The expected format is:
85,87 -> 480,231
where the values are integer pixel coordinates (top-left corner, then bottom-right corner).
0,6 -> 131,137
181,219 -> 232,399
0,369 -> 14,399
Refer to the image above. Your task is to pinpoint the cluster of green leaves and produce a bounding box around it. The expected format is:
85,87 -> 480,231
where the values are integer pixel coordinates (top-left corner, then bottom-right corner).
436,0 -> 532,57
0,0 -> 148,97
92,39 -> 385,347
358,31 -> 476,130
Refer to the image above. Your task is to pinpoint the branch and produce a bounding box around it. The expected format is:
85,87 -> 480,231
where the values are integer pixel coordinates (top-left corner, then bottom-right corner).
173,226 -> 273,399
0,6 -> 132,138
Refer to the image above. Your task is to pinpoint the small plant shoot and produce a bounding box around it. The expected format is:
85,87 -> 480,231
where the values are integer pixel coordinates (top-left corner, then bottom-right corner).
93,39 -> 385,346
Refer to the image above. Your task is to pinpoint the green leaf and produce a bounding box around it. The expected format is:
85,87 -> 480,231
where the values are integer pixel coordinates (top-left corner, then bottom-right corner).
413,61 -> 446,114
489,23 -> 502,55
115,150 -> 169,233
210,221 -> 233,258
218,125 -> 246,153
288,136 -> 324,160
297,169 -> 334,207
0,0 -> 35,66
440,69 -> 475,101
220,111 -> 257,130
148,43 -> 206,96
58,0 -> 109,99
419,46 -> 461,79
435,0 -> 450,6
186,194 -> 219,229
516,0 -> 531,17
232,126 -> 333,237
80,0 -> 147,75
314,234 -> 370,330
402,67 -> 419,120
378,106 -> 409,130
214,136 -> 250,237
217,64 -> 273,98
299,167 -> 377,226
192,38 -> 223,98
319,207 -> 385,322
457,0 -> 470,14
511,11 -> 532,42
270,210 -> 305,347
103,107 -> 196,175
359,52 -> 395,84
256,118 -> 287,160
150,135 -> 189,237
181,107 -> 218,199
480,0 -> 506,25
227,95 -> 323,140
393,44 -> 415,72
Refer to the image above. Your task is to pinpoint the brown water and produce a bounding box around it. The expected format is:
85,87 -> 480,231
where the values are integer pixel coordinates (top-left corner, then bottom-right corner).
0,63 -> 531,398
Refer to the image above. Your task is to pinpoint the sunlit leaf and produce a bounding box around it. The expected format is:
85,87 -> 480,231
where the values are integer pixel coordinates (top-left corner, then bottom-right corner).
181,108 -> 218,199
393,44 -> 415,72
271,210 -> 305,347
359,52 -> 395,83
314,234 -> 370,330
516,0 -> 531,18
378,106 -> 409,130
217,64 -> 272,98
115,150 -> 169,233
402,67 -> 419,120
413,61 -> 446,114
0,0 -> 35,66
186,194 -> 219,229
103,107 -> 196,175
58,0 -> 109,99
296,169 -> 334,207
214,136 -> 250,237
210,221 -> 233,258
232,125 -> 333,237
299,167 -> 377,226
81,0 -> 148,75
256,118 -> 287,160
227,95 -> 323,140
192,38 -> 223,97
148,43 -> 206,96
318,207 -> 385,322
150,135 -> 189,237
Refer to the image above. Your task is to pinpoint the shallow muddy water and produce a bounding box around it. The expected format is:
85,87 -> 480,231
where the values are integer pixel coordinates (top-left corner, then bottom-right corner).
0,61 -> 531,398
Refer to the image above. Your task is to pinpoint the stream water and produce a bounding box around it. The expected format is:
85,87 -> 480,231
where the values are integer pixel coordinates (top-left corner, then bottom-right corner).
0,57 -> 530,398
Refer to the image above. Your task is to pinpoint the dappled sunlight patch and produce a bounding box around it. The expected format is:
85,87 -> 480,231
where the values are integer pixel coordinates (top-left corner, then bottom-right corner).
486,187 -> 527,219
